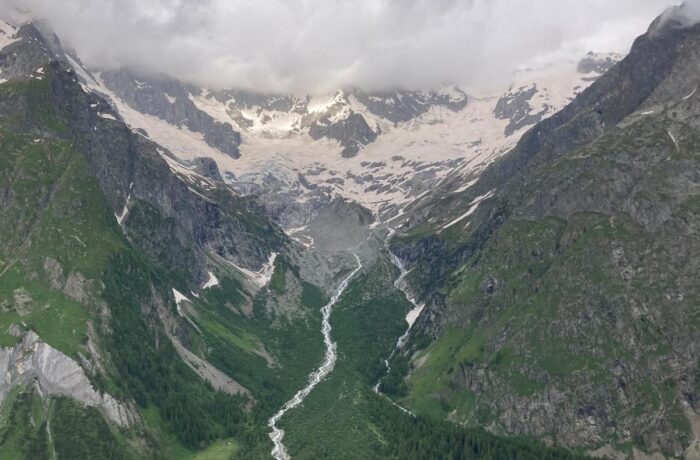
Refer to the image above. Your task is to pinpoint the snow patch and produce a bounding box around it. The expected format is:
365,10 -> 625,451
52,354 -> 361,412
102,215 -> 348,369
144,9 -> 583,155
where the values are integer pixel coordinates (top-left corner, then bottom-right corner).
683,87 -> 698,101
115,183 -> 133,225
115,197 -> 130,225
452,178 -> 479,194
441,190 -> 495,231
65,54 -> 96,85
172,288 -> 201,333
172,288 -> 190,308
186,186 -> 215,203
71,235 -> 86,247
405,303 -> 425,328
0,20 -> 19,51
202,271 -> 219,290
284,226 -> 315,248
228,253 -> 278,289
667,129 -> 679,152
308,91 -> 344,113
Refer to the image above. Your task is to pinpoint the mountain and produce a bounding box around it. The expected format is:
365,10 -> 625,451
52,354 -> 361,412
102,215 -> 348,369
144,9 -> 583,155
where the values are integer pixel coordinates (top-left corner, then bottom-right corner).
0,15 -> 604,460
384,7 -> 700,459
57,44 -> 617,255
0,4 -> 697,460
0,19 -> 352,459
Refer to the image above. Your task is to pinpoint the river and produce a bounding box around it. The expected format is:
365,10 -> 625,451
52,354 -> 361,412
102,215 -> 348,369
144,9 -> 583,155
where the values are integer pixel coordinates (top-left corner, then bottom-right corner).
372,228 -> 424,415
267,254 -> 363,460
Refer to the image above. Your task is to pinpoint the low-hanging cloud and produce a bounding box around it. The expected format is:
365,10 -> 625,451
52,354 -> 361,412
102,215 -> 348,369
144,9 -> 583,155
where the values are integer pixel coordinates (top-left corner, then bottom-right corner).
658,0 -> 700,28
0,0 -> 683,93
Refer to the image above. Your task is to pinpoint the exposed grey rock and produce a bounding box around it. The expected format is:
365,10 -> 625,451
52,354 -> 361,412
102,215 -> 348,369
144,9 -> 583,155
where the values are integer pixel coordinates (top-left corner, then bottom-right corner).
353,88 -> 468,123
308,111 -> 377,157
190,156 -> 223,181
577,52 -> 622,75
173,336 -> 251,397
212,89 -> 301,113
0,22 -> 66,81
63,271 -> 91,304
307,197 -> 374,250
6,324 -> 22,337
43,257 -> 64,290
494,84 -> 549,136
99,69 -> 242,158
0,331 -> 138,427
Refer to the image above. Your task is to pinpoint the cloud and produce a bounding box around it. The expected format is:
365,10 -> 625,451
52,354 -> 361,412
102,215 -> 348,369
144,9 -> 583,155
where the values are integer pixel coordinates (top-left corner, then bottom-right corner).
657,0 -> 700,28
1,0 -> 681,93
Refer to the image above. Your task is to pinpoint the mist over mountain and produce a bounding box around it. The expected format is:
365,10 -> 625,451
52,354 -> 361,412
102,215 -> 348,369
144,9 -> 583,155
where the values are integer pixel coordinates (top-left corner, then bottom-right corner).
0,0 -> 682,92
0,2 -> 699,460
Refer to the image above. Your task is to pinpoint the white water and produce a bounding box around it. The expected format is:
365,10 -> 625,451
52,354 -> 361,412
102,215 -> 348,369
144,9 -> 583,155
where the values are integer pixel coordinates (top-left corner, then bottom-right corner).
268,254 -> 363,460
372,227 -> 423,417
385,227 -> 425,349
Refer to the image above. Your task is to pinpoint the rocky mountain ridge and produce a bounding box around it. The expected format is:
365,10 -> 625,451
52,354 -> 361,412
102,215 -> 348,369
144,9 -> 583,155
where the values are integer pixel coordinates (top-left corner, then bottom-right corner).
44,37 -> 620,252
383,7 -> 700,459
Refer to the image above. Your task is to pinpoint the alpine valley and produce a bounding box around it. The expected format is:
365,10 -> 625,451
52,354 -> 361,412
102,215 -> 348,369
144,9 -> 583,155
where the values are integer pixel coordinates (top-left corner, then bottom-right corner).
0,3 -> 698,460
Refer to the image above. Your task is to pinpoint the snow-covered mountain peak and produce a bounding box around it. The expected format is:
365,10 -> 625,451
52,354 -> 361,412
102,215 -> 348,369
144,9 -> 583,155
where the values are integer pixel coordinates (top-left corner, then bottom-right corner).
0,20 -> 19,51
33,40 -> 621,240
188,86 -> 470,157
577,51 -> 623,74
495,54 -> 621,136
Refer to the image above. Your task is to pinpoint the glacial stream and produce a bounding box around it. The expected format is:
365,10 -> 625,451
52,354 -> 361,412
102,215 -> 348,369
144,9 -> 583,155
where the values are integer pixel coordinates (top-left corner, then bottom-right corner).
373,228 -> 424,413
268,254 -> 363,460
389,250 -> 425,350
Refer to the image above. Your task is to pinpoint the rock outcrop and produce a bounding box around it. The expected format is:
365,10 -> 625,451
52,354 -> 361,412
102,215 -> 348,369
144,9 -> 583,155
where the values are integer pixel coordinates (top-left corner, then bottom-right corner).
0,332 -> 137,427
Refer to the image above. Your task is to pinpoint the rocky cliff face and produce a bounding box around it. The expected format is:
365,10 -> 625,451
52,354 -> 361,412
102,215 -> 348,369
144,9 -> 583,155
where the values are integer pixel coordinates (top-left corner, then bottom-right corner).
0,22 -> 65,81
577,51 -> 622,75
44,63 -> 285,283
1,20 -> 284,279
387,8 -> 700,459
0,332 -> 137,427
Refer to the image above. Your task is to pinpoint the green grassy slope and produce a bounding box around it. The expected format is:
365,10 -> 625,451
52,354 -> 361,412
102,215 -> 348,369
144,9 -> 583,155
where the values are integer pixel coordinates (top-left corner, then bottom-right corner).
244,257 -> 593,459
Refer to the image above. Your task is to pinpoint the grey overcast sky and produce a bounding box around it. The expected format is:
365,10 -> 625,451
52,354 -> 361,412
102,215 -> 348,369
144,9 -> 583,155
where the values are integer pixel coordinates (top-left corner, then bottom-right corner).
0,0 -> 691,93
